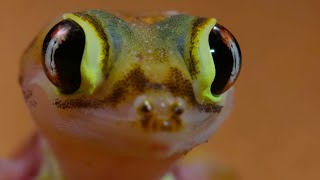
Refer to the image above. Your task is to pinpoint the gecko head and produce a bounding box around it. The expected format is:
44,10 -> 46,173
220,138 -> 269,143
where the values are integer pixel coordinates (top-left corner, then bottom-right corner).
20,10 -> 241,158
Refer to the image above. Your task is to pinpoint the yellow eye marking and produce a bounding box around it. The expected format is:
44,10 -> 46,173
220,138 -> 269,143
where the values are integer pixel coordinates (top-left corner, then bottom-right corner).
190,18 -> 222,103
63,13 -> 107,94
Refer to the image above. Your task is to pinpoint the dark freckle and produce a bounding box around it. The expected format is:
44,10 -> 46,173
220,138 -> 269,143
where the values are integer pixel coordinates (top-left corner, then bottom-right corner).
146,83 -> 163,90
105,66 -> 148,106
197,104 -> 223,113
54,98 -> 103,110
29,100 -> 37,108
164,67 -> 196,104
22,89 -> 37,108
23,90 -> 33,101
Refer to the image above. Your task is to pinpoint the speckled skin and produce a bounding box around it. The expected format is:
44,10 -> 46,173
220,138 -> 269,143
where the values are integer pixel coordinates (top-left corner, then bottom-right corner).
19,10 -> 234,180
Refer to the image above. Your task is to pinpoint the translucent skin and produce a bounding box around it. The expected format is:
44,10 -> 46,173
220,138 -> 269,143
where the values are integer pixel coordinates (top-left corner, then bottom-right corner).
17,10 -> 235,179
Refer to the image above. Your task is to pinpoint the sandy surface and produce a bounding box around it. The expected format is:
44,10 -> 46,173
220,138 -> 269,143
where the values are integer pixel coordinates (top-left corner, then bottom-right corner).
0,0 -> 319,179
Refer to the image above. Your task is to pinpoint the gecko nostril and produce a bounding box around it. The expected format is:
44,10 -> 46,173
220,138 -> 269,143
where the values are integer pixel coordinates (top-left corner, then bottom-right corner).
134,95 -> 154,114
139,100 -> 153,113
171,102 -> 184,115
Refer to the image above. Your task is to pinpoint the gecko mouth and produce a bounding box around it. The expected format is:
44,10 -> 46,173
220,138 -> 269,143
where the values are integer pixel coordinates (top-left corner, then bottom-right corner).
138,113 -> 183,132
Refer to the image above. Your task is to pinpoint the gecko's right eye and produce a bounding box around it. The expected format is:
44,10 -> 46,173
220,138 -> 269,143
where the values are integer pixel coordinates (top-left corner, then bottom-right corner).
42,19 -> 85,94
209,24 -> 241,95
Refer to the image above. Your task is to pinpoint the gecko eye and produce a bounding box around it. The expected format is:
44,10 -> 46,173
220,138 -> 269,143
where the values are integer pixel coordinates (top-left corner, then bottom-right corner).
42,19 -> 85,94
209,24 -> 241,95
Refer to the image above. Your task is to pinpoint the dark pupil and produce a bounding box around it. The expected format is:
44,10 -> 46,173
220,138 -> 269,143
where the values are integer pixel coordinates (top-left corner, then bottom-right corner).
209,24 -> 241,95
42,19 -> 85,94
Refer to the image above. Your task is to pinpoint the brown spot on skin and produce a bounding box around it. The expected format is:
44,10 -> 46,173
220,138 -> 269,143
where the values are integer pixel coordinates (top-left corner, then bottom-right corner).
53,97 -> 222,113
54,98 -> 103,110
188,18 -> 211,78
72,12 -> 111,79
164,67 -> 197,104
105,67 -> 148,106
22,90 -> 37,108
197,104 -> 223,113
23,90 -> 33,101
28,100 -> 38,108
164,67 -> 223,113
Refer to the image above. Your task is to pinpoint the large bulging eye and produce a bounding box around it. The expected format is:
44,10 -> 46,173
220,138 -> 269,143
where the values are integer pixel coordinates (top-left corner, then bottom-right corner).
209,24 -> 241,95
42,19 -> 85,94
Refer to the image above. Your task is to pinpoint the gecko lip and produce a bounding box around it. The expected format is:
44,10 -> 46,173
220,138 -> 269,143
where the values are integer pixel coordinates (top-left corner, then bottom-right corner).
138,114 -> 183,132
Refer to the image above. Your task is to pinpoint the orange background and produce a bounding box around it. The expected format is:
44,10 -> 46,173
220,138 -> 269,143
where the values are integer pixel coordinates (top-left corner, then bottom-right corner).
0,0 -> 319,179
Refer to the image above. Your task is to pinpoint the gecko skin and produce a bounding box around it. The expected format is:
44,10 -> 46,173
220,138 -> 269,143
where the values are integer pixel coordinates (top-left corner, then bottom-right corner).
16,10 -> 241,180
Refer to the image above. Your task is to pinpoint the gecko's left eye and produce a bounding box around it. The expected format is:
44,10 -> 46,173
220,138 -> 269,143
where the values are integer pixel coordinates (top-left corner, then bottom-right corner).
42,19 -> 85,94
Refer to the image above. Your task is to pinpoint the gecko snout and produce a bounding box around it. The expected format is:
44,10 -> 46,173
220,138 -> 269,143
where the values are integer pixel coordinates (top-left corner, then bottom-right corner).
134,95 -> 185,132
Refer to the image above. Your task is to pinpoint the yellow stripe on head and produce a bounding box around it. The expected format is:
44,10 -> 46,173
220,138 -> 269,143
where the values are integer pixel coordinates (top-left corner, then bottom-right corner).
191,18 -> 222,103
63,13 -> 106,94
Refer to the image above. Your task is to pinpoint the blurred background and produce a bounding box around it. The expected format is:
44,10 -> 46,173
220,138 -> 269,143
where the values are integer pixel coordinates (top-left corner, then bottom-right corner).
0,0 -> 319,179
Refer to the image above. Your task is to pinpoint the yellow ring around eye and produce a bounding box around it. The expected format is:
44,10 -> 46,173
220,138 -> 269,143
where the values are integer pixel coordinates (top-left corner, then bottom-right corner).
191,18 -> 222,103
63,13 -> 106,94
